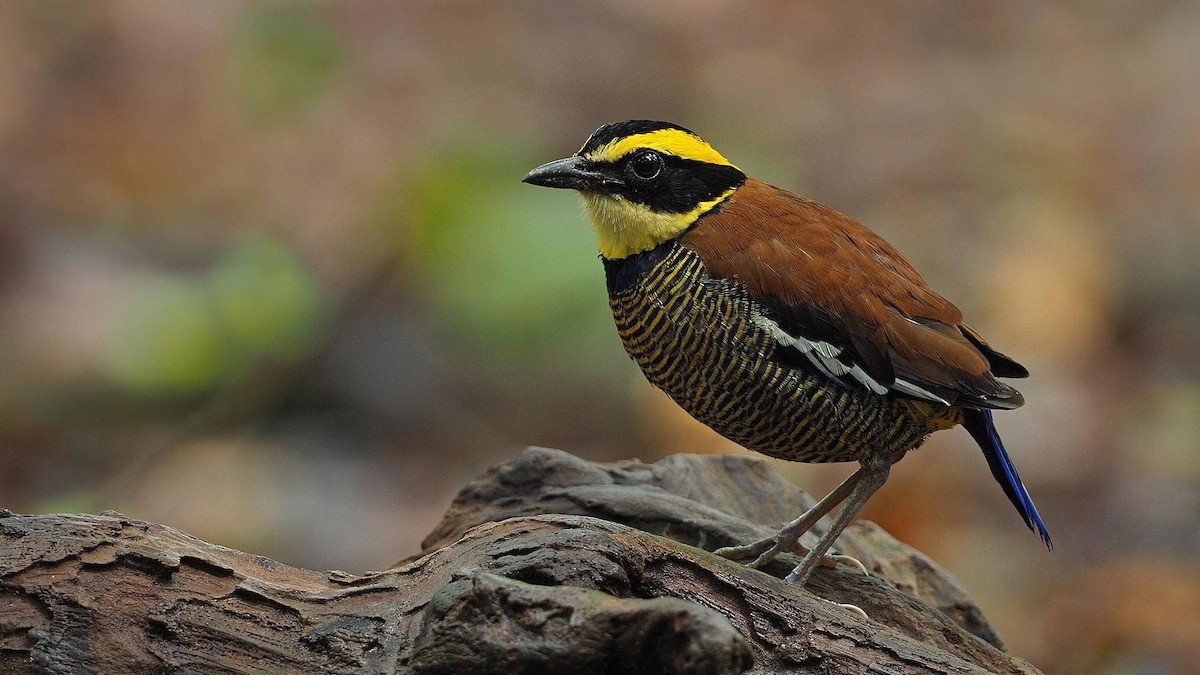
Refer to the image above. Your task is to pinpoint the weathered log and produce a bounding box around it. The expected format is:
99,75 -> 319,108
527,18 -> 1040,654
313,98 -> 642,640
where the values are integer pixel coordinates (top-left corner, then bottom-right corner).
0,448 -> 1042,674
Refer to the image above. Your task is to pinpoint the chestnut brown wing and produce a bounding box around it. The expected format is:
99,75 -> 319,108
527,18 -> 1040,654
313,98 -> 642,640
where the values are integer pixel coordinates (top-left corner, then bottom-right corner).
682,178 -> 1025,410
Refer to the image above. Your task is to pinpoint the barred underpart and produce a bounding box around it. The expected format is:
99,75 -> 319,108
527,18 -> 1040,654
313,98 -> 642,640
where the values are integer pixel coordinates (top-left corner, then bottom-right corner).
607,240 -> 934,464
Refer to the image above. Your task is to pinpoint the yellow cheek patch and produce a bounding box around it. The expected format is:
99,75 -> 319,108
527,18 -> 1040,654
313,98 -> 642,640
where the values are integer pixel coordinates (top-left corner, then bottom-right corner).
585,129 -> 737,168
581,186 -> 738,259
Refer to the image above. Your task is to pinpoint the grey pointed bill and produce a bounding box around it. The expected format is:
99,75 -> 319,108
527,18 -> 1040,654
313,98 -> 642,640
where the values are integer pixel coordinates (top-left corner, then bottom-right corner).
522,156 -> 622,192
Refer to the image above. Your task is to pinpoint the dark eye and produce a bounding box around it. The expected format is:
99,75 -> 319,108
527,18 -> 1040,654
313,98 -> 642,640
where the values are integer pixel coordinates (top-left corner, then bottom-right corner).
628,151 -> 663,180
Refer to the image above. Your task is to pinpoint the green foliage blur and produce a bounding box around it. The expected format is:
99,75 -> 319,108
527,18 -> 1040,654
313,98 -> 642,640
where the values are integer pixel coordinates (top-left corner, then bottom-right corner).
406,139 -> 617,372
231,3 -> 345,121
107,237 -> 322,395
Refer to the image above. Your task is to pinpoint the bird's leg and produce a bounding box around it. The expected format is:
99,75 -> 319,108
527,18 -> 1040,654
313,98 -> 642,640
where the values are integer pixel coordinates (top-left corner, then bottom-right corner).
785,458 -> 892,586
714,465 -> 867,568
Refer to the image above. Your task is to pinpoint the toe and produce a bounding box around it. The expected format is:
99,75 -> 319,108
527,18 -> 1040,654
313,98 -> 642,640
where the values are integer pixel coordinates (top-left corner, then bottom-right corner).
825,553 -> 870,576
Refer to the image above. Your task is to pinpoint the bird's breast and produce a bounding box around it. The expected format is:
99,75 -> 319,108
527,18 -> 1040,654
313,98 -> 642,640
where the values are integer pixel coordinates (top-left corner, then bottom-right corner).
602,240 -> 933,463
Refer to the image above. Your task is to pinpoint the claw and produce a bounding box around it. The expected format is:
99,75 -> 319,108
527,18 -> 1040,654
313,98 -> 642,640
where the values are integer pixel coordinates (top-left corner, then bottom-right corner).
819,553 -> 870,576
834,601 -> 869,619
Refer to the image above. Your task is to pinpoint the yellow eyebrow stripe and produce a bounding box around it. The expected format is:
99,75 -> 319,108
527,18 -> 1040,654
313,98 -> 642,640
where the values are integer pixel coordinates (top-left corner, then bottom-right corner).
585,129 -> 737,168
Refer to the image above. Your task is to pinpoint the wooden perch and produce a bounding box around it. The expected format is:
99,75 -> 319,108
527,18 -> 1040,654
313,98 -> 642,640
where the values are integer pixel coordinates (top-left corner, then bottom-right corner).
0,448 -> 1042,674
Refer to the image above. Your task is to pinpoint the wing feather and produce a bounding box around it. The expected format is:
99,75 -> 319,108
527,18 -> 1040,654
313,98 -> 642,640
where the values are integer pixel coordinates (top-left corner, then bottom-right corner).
682,178 -> 1025,409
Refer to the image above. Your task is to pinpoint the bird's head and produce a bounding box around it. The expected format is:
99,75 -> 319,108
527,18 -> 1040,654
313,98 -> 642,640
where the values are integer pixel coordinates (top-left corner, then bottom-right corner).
523,120 -> 746,259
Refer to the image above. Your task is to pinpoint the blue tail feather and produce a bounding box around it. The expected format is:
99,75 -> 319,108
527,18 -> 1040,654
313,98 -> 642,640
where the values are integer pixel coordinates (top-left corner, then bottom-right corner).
962,409 -> 1052,549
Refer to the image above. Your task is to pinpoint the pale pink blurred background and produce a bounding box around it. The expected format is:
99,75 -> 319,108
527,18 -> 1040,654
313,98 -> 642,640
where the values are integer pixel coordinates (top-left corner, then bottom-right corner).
1,3 -> 1197,672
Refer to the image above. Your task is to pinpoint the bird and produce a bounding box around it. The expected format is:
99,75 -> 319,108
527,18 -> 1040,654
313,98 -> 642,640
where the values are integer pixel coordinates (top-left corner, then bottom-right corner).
522,120 -> 1051,587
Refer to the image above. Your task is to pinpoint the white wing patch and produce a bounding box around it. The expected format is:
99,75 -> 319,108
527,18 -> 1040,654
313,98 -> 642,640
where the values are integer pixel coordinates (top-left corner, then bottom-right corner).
889,379 -> 950,405
753,315 -> 950,404
755,315 -> 888,395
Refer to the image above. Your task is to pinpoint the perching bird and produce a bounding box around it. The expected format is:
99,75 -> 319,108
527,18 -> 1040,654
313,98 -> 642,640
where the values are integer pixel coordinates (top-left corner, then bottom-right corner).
523,120 -> 1051,587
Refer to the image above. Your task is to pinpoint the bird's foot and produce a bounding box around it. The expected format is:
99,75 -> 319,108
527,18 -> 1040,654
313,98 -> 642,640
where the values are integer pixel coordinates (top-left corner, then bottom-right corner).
716,537 -> 869,578
785,548 -> 871,586
714,529 -> 803,569
714,537 -> 780,563
819,553 -> 870,576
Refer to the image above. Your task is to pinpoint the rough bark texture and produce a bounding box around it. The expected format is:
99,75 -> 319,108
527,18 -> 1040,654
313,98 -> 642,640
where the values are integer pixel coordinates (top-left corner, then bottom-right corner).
0,448 -> 1042,674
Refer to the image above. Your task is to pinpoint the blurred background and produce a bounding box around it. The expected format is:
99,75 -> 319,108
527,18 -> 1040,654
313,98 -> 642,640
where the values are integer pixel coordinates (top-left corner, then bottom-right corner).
0,1 -> 1197,672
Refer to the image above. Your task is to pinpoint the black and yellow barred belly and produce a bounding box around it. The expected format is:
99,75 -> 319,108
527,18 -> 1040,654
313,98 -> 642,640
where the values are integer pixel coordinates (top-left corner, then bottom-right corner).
603,240 -> 934,464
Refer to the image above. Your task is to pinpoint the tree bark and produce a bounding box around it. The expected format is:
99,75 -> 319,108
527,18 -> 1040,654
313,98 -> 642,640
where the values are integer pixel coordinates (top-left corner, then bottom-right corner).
0,448 -> 1042,674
